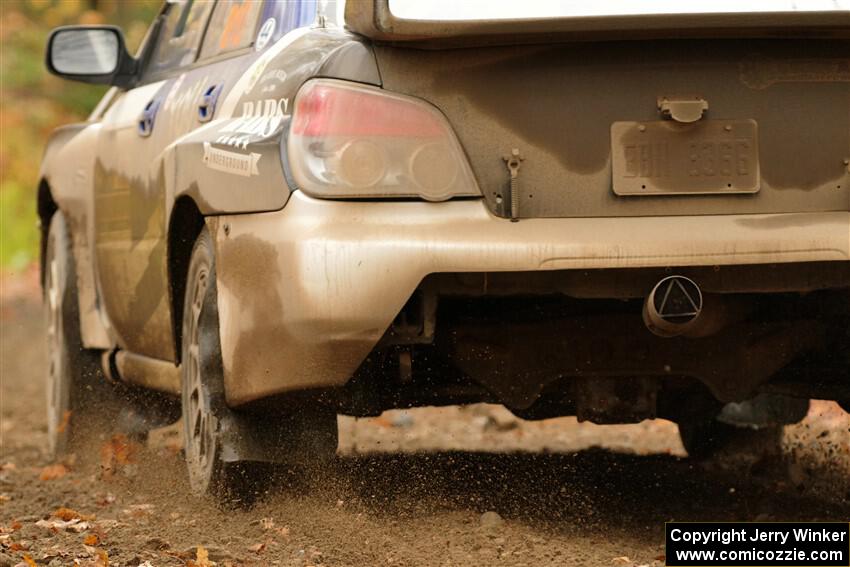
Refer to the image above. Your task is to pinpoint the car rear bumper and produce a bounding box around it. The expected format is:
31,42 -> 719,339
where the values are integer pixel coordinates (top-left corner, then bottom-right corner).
212,191 -> 850,406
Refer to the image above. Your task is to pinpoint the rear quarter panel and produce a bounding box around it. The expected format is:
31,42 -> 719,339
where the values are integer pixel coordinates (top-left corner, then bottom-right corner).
167,29 -> 380,217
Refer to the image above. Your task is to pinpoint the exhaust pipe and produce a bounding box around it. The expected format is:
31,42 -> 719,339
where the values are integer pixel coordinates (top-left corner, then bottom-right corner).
643,275 -> 703,338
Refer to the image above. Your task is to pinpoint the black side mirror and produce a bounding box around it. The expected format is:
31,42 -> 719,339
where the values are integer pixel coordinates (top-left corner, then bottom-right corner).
46,25 -> 137,88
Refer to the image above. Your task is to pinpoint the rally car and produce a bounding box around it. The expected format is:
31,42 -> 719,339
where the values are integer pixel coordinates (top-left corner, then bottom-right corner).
40,0 -> 849,499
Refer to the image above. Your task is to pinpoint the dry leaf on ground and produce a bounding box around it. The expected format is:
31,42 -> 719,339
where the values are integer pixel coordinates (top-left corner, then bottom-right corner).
188,545 -> 213,567
121,504 -> 154,518
35,518 -> 90,532
53,507 -> 92,521
38,463 -> 68,481
56,410 -> 71,433
100,434 -> 139,477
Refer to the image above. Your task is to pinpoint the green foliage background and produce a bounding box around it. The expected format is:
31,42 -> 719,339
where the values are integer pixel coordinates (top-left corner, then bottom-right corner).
0,0 -> 159,271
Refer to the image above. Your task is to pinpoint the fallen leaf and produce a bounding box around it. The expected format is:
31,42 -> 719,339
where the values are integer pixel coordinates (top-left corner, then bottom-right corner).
56,410 -> 71,433
84,533 -> 100,546
54,507 -> 92,521
8,541 -> 27,551
39,463 -> 68,481
95,493 -> 116,507
195,545 -> 213,567
612,557 -> 631,565
248,542 -> 266,553
122,504 -> 154,518
35,518 -> 90,532
22,555 -> 36,567
0,520 -> 21,535
95,519 -> 120,531
371,416 -> 392,428
100,434 -> 139,477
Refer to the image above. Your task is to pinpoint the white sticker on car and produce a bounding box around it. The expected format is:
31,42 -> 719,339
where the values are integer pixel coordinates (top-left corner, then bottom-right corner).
218,27 -> 310,117
255,18 -> 276,51
215,97 -> 289,149
202,142 -> 261,177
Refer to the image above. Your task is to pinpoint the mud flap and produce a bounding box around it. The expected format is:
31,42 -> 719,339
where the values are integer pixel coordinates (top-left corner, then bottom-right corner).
217,409 -> 337,465
198,230 -> 338,466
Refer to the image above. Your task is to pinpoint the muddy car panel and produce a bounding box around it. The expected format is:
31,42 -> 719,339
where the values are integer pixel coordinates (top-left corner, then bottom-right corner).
371,40 -> 850,219
39,1 -> 850,421
170,30 -> 379,217
45,9 -> 378,363
39,123 -> 112,350
213,193 -> 850,406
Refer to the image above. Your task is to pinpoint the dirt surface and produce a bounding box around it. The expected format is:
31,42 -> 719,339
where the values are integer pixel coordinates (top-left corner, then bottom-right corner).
1,271 -> 849,567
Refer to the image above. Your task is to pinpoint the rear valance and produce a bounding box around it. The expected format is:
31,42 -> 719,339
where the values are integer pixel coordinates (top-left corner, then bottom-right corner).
344,1 -> 850,46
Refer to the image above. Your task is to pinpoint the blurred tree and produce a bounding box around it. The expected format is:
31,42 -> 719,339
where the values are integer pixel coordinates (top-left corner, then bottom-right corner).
0,0 -> 160,270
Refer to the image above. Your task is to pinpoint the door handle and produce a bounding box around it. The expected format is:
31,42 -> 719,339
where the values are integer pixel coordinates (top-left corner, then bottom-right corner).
137,98 -> 161,137
198,84 -> 223,123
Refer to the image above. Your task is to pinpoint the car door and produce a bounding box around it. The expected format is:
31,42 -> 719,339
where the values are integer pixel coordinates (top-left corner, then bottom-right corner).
93,0 -> 218,361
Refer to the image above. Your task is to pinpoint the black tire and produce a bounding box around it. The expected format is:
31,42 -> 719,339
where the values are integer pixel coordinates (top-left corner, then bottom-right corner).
678,419 -> 783,460
180,227 -> 338,504
181,227 -> 247,499
839,400 -> 850,414
44,211 -> 115,458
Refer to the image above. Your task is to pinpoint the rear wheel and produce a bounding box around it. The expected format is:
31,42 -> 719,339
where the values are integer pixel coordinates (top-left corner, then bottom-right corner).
181,227 -> 338,503
44,211 -> 115,458
181,227 -> 251,499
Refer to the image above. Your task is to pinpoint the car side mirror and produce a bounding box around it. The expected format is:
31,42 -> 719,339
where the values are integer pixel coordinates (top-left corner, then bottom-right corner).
46,26 -> 137,88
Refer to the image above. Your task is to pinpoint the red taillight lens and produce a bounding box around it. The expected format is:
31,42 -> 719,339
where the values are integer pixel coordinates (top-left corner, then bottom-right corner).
292,83 -> 444,138
287,79 -> 479,201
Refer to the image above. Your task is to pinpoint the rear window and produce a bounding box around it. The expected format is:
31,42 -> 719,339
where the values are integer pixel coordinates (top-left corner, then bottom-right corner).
389,0 -> 849,20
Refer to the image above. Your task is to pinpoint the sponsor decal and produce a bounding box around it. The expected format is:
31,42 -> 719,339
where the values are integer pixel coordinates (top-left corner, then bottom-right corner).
244,57 -> 270,94
163,73 -> 186,108
218,27 -> 311,117
257,69 -> 288,93
255,18 -> 276,51
215,97 -> 289,149
162,73 -> 209,137
202,142 -> 261,177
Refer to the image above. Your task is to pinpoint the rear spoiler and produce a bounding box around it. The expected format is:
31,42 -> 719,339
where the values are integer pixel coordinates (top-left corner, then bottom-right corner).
344,1 -> 850,46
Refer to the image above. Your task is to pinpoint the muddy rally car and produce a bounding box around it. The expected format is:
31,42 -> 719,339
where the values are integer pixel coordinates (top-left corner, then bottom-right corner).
39,0 -> 849,499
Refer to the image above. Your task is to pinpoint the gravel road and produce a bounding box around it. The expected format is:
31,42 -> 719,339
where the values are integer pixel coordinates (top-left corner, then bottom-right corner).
1,275 -> 849,567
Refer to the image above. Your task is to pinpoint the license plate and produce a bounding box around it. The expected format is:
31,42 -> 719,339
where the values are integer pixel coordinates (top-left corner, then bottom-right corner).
611,119 -> 759,195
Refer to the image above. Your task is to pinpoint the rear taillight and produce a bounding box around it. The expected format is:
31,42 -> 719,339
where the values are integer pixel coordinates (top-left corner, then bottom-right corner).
287,79 -> 479,201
